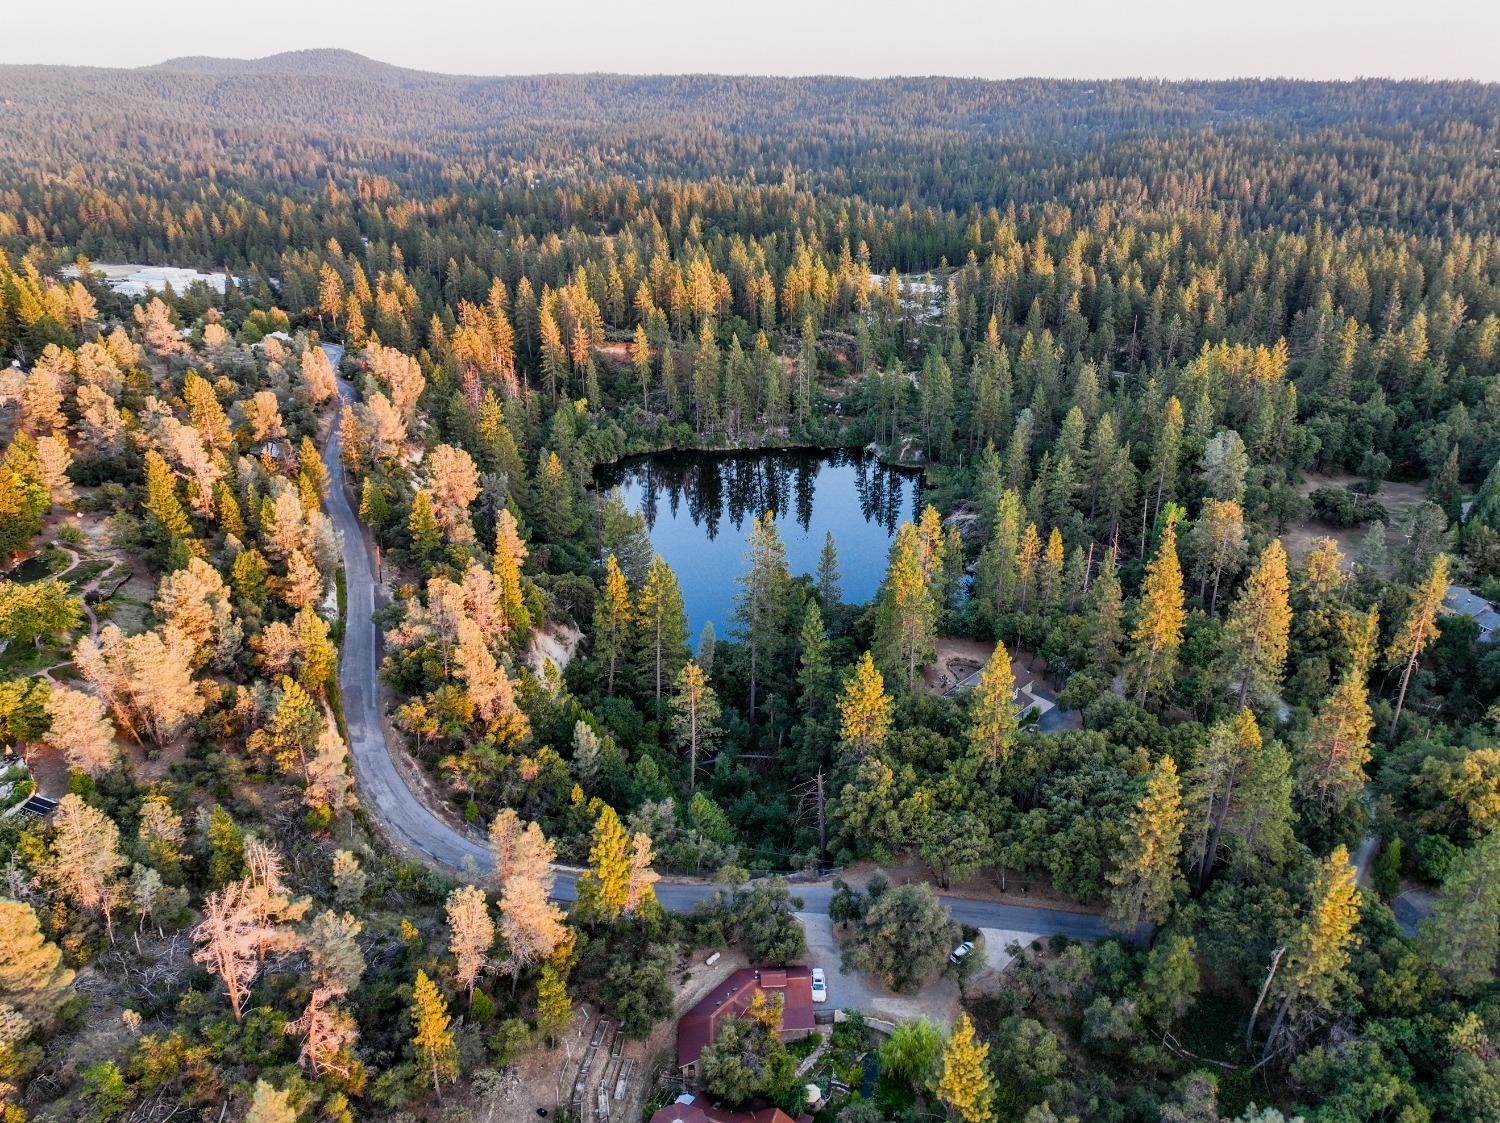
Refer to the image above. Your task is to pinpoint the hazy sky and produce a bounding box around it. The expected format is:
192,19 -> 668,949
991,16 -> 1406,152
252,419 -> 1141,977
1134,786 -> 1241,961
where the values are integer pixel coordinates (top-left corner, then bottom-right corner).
7,0 -> 1500,80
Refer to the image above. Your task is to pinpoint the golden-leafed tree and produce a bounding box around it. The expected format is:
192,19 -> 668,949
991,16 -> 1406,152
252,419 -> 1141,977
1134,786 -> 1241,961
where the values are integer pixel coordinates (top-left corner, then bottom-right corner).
42,686 -> 118,778
445,884 -> 494,1002
1126,515 -> 1186,707
594,554 -> 631,695
1256,847 -> 1360,1058
838,651 -> 892,758
934,1012 -> 993,1123
1108,755 -> 1186,929
967,643 -> 1018,764
1219,539 -> 1291,708
1386,553 -> 1450,738
577,803 -> 631,922
410,969 -> 459,1097
670,661 -> 721,793
44,794 -> 125,940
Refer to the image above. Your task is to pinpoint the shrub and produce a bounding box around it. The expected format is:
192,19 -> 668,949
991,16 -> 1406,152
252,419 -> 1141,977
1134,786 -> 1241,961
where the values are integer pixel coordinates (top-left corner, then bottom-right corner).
1309,487 -> 1387,527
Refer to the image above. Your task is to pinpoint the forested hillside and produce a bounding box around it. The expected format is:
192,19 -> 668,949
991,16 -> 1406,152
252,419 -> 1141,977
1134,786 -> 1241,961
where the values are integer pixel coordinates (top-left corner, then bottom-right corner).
0,53 -> 1499,1123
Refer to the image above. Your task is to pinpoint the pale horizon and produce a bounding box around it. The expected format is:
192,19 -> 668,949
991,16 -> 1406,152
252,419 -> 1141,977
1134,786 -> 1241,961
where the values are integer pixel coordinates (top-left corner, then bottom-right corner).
7,0 -> 1500,82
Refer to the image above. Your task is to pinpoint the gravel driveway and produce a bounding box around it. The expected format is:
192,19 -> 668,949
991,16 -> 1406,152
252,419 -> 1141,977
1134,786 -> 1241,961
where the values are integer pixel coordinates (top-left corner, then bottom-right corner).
797,912 -> 962,1028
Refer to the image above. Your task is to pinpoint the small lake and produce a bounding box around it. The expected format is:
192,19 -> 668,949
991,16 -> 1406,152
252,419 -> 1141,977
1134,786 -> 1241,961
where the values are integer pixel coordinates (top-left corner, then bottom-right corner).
597,449 -> 923,642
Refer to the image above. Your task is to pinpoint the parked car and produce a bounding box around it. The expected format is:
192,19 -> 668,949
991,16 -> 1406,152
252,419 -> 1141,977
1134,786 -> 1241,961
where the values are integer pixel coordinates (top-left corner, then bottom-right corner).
949,940 -> 975,965
810,967 -> 827,1002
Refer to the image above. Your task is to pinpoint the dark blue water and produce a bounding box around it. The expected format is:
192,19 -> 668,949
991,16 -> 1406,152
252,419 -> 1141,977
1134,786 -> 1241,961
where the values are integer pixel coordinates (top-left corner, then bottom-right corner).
597,449 -> 923,642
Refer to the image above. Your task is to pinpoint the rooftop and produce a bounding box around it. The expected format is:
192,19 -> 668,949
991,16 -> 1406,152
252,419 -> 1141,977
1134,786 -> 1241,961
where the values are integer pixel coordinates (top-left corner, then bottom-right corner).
677,965 -> 816,1069
1444,584 -> 1500,639
649,1094 -> 807,1123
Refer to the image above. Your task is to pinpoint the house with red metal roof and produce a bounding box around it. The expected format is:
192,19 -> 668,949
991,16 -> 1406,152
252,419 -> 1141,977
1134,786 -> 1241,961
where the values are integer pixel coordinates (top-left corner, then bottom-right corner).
676,966 -> 817,1082
648,1094 -> 809,1123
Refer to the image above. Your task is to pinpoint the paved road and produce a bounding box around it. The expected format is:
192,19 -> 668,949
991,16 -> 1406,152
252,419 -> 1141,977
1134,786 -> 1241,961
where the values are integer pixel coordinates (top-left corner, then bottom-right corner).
318,343 -> 1120,941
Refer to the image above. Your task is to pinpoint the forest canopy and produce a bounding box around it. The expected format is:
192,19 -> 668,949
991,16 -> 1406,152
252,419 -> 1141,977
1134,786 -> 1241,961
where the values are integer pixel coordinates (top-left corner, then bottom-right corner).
0,52 -> 1499,1123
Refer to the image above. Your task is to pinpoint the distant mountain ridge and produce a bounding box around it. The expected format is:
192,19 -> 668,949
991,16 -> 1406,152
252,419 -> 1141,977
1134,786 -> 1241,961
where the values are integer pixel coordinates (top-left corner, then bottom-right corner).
1,50 -> 1496,174
147,48 -> 463,86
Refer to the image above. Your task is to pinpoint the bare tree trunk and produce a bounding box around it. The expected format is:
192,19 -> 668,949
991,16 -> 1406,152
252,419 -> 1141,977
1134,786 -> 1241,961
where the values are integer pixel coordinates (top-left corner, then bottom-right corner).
1389,647 -> 1420,740
689,697 -> 698,794
1245,944 -> 1285,1048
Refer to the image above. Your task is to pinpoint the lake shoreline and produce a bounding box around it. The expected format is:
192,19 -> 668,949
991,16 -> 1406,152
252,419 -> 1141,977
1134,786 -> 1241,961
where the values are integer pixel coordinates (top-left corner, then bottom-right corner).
594,446 -> 926,641
588,430 -> 929,479
593,439 -> 927,486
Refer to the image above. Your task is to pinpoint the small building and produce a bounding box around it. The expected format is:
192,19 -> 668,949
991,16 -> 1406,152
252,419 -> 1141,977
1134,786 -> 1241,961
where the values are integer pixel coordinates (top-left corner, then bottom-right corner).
649,1093 -> 809,1123
1443,585 -> 1500,644
677,966 -> 816,1081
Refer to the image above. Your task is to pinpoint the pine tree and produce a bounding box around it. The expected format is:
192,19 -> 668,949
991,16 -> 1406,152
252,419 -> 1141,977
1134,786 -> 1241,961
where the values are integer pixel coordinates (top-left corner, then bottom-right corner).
407,490 -> 443,566
0,899 -> 73,1030
44,794 -> 125,941
935,1012 -> 994,1123
577,803 -> 631,922
0,437 -> 49,561
1185,709 -> 1262,889
625,831 -> 660,915
243,1079 -> 297,1123
411,969 -> 459,1096
1420,829 -> 1500,994
1088,549 -> 1125,672
1260,847 -> 1360,1056
1108,755 -> 1186,929
287,984 -> 360,1080
594,554 -> 631,695
692,320 -> 721,432
492,510 -> 532,647
797,602 -> 833,715
838,652 -> 892,758
632,323 -> 652,409
873,522 -> 938,691
817,531 -> 842,609
1149,396 -> 1184,527
1039,528 -> 1065,610
733,514 -> 792,720
143,448 -> 192,550
1220,539 -> 1292,708
42,686 -> 118,778
488,810 -> 556,890
137,795 -> 186,879
795,316 -> 816,425
445,884 -> 494,1002
1015,522 -> 1042,612
193,879 -> 263,1022
670,661 -> 721,793
535,962 -> 572,1045
1226,735 -> 1296,880
974,488 -> 1024,625
207,805 -> 246,886
425,444 -> 481,544
634,555 -> 688,705
967,644 -> 1018,764
242,838 -> 310,961
1189,499 -> 1247,611
500,873 -> 566,984
1126,514 -> 1186,706
1297,672 -> 1373,814
1386,553 -> 1450,739
248,676 -> 322,780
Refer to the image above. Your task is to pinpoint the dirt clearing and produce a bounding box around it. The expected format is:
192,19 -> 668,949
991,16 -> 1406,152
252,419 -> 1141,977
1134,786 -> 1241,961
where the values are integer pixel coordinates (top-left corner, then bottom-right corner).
1283,471 -> 1430,573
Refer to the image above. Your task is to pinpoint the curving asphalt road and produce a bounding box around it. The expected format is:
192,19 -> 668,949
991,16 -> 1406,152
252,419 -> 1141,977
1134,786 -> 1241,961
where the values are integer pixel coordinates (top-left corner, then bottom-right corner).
318,343 -> 1122,942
